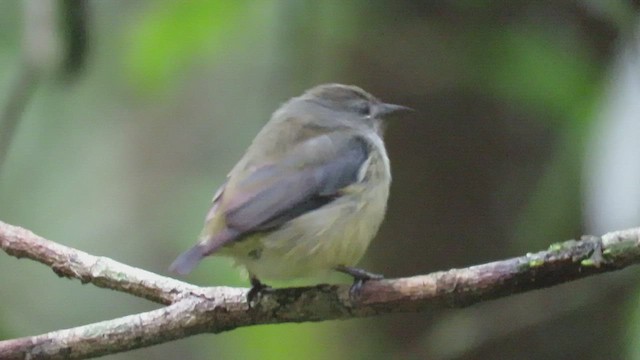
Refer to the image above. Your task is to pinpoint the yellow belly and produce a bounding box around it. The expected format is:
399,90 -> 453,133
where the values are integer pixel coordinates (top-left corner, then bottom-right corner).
219,181 -> 389,281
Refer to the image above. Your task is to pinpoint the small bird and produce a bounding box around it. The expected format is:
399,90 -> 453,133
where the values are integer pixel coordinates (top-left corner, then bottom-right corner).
170,84 -> 410,296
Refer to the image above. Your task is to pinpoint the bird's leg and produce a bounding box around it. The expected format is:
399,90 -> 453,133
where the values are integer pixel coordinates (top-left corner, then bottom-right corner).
247,274 -> 271,305
335,265 -> 384,297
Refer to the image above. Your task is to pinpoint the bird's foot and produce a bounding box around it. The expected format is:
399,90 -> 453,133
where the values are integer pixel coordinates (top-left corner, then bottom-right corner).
247,275 -> 272,306
335,265 -> 384,298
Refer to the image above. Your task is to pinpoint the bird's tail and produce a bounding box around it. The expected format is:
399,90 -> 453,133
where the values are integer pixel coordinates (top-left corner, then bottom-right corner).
169,244 -> 207,275
169,228 -> 239,275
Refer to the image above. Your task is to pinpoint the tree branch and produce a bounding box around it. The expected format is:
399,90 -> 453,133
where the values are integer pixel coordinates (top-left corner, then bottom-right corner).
0,221 -> 198,305
1,220 -> 639,359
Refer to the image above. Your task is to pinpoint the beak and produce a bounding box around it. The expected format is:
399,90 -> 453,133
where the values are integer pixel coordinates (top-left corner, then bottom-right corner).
375,102 -> 413,117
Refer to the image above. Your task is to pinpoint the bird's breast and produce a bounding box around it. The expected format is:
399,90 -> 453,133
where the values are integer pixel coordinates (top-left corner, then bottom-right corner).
223,139 -> 391,281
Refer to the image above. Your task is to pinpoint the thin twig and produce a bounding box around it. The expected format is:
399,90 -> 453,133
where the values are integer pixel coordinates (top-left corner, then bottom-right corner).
0,221 -> 198,304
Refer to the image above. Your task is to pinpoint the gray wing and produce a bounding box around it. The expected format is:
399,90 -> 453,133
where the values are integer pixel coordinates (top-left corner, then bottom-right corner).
204,181 -> 227,223
223,133 -> 370,233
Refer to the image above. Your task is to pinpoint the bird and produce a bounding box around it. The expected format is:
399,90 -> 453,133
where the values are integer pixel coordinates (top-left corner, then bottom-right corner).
169,83 -> 410,297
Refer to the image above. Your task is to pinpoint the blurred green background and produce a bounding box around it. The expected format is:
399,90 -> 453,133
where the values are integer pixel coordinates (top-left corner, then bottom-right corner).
2,1 -> 640,359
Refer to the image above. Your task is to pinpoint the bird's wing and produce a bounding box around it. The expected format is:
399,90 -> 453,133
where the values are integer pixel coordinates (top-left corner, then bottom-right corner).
169,132 -> 371,274
203,181 -> 227,224
222,131 -> 370,234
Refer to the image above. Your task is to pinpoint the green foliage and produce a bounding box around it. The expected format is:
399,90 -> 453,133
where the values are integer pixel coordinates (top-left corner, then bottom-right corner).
125,0 -> 251,91
488,26 -> 600,126
626,285 -> 640,360
226,324 -> 339,360
0,0 -> 20,50
482,26 -> 603,250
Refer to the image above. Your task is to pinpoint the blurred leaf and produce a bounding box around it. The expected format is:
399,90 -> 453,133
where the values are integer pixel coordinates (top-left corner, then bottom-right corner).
482,26 -> 604,249
488,26 -> 600,128
225,324 -> 339,360
581,0 -> 638,32
625,286 -> 640,359
512,134 -> 583,249
0,0 -> 21,50
125,0 -> 250,91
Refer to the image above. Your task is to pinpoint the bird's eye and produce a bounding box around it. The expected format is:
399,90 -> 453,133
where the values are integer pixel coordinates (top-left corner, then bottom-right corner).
356,103 -> 372,118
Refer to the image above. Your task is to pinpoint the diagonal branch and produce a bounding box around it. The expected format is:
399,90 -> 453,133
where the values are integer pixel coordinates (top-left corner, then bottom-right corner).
0,221 -> 198,304
1,220 -> 640,359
